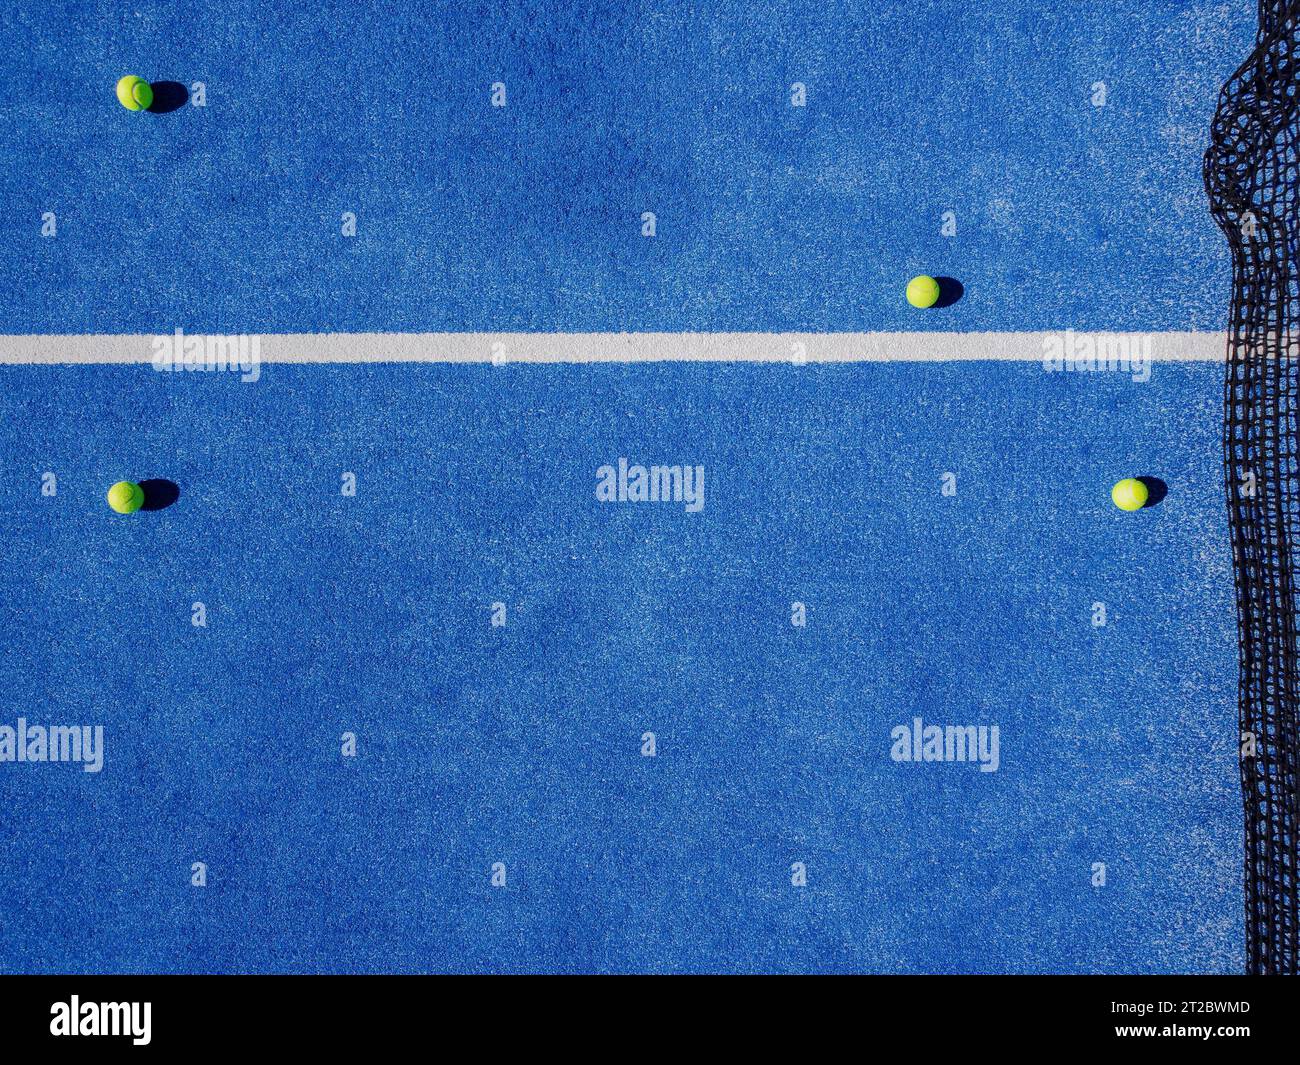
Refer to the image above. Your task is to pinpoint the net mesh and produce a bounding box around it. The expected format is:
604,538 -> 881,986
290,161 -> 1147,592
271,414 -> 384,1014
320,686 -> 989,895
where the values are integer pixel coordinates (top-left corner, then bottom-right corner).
1205,0 -> 1300,975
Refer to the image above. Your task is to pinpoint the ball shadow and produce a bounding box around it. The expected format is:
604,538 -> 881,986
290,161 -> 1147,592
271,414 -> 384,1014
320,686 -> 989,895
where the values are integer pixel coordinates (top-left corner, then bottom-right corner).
139,479 -> 181,511
1137,476 -> 1168,508
934,277 -> 965,308
147,81 -> 189,114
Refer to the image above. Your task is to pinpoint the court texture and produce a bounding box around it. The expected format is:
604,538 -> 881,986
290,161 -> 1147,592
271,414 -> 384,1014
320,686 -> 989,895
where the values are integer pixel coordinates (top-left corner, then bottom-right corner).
0,2 -> 1267,972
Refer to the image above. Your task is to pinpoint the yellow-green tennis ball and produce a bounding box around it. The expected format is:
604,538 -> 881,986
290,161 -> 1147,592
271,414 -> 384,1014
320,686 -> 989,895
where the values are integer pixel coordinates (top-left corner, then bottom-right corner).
116,75 -> 151,111
907,275 -> 940,308
107,481 -> 144,514
1111,478 -> 1149,512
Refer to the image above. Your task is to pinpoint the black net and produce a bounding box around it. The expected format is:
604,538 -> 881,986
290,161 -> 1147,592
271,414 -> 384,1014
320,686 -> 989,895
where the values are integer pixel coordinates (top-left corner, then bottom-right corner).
1205,0 -> 1300,975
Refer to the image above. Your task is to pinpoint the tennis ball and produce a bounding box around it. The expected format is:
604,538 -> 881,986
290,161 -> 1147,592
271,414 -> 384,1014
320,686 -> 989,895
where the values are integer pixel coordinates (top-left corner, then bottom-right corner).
907,275 -> 941,309
116,75 -> 152,111
107,481 -> 145,514
1111,478 -> 1149,512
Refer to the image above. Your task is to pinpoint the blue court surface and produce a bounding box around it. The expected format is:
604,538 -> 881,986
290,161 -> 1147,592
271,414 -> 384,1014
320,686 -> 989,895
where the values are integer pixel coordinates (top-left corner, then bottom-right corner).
0,2 -> 1253,973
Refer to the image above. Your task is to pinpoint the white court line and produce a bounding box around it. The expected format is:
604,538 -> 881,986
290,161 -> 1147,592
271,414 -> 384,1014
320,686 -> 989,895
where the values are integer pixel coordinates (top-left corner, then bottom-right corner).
0,331 -> 1227,364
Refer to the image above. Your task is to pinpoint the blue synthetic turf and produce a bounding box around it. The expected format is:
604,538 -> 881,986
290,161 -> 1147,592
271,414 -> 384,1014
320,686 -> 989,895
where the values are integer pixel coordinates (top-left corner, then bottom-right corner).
0,1 -> 1254,334
0,1 -> 1252,973
0,361 -> 1241,973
